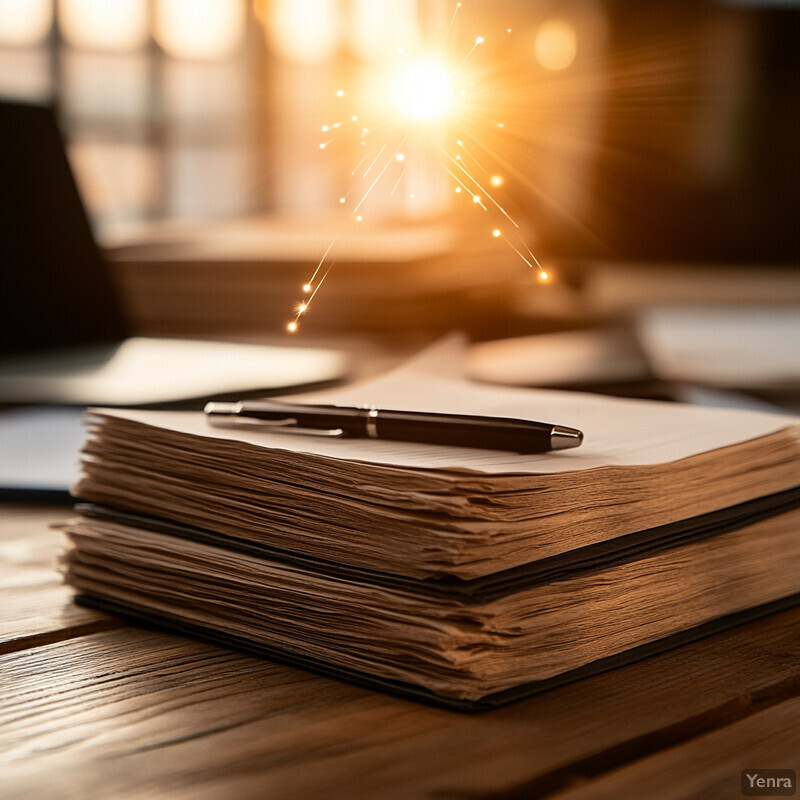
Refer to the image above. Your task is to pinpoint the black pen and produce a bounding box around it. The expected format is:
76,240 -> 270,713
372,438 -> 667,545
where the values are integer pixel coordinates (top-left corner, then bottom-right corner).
204,401 -> 583,453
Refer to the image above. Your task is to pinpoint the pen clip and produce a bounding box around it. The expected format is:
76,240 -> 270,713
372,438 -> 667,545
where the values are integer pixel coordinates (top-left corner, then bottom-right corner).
229,416 -> 346,438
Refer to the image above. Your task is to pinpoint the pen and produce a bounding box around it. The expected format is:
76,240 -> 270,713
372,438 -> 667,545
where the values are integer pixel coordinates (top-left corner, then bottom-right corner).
204,401 -> 583,453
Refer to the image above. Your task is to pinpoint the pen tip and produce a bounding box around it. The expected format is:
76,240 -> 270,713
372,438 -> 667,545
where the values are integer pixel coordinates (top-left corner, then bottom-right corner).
550,425 -> 583,450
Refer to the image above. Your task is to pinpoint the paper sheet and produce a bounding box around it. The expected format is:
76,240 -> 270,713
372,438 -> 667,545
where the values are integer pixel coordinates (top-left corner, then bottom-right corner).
97,336 -> 799,475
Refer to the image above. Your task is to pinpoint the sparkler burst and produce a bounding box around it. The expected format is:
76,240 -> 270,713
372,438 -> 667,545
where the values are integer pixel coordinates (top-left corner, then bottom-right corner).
286,1 -> 550,334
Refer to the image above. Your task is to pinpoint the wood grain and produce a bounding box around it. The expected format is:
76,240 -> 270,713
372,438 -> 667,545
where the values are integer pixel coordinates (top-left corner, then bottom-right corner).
543,697 -> 800,800
0,505 -> 121,653
2,607 -> 799,800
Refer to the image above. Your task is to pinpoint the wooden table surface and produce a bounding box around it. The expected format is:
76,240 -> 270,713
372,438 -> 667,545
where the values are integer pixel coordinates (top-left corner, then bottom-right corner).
3,503 -> 799,800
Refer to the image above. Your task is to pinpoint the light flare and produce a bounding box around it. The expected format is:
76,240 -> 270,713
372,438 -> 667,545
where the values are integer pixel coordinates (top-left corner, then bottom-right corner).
286,3 -> 552,331
391,59 -> 455,122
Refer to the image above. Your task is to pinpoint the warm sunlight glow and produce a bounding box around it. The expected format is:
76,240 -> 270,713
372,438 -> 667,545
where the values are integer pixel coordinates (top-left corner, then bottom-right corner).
392,59 -> 454,122
534,19 -> 577,71
262,0 -> 337,63
0,0 -> 52,46
154,0 -> 245,60
59,0 -> 148,51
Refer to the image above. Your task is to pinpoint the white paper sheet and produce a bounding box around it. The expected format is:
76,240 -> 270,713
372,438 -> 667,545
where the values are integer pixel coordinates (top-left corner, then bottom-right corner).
97,336 -> 800,475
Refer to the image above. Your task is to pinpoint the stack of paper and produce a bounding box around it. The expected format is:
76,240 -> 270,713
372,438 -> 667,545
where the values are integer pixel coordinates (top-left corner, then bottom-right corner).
60,339 -> 800,709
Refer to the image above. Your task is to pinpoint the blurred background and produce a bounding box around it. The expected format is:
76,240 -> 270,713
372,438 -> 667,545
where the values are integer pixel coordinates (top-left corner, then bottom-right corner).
0,0 -> 798,353
1,0 -> 799,500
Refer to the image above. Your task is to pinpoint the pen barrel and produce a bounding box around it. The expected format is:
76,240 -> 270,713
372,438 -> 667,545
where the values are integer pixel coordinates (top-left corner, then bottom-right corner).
220,402 -> 362,429
372,411 -> 554,453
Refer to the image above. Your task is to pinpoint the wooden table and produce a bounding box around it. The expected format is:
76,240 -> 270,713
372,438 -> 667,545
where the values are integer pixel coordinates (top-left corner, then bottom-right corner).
3,504 -> 799,800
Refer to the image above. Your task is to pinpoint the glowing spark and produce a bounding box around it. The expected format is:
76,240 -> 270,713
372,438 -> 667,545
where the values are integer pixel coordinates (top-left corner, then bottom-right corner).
321,125 -> 329,132
288,263 -> 335,330
445,166 -> 484,206
456,35 -> 484,71
490,227 -> 549,278
396,153 -> 405,162
490,175 -> 503,186
456,139 -> 487,173
336,89 -> 344,97
472,195 -> 481,203
339,197 -> 346,204
307,265 -> 333,304
445,151 -> 519,227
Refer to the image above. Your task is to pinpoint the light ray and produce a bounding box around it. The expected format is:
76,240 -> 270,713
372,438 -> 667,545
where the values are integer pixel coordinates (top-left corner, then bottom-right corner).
390,167 -> 406,196
456,35 -> 484,72
363,145 -> 387,179
444,167 -> 487,209
493,230 -> 538,271
440,2 -> 461,48
353,145 -> 405,214
456,139 -> 487,173
305,239 -> 336,288
443,150 -> 519,227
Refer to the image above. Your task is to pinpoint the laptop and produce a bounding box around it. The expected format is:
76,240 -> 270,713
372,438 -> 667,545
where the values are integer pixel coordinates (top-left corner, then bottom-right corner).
0,99 -> 347,406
